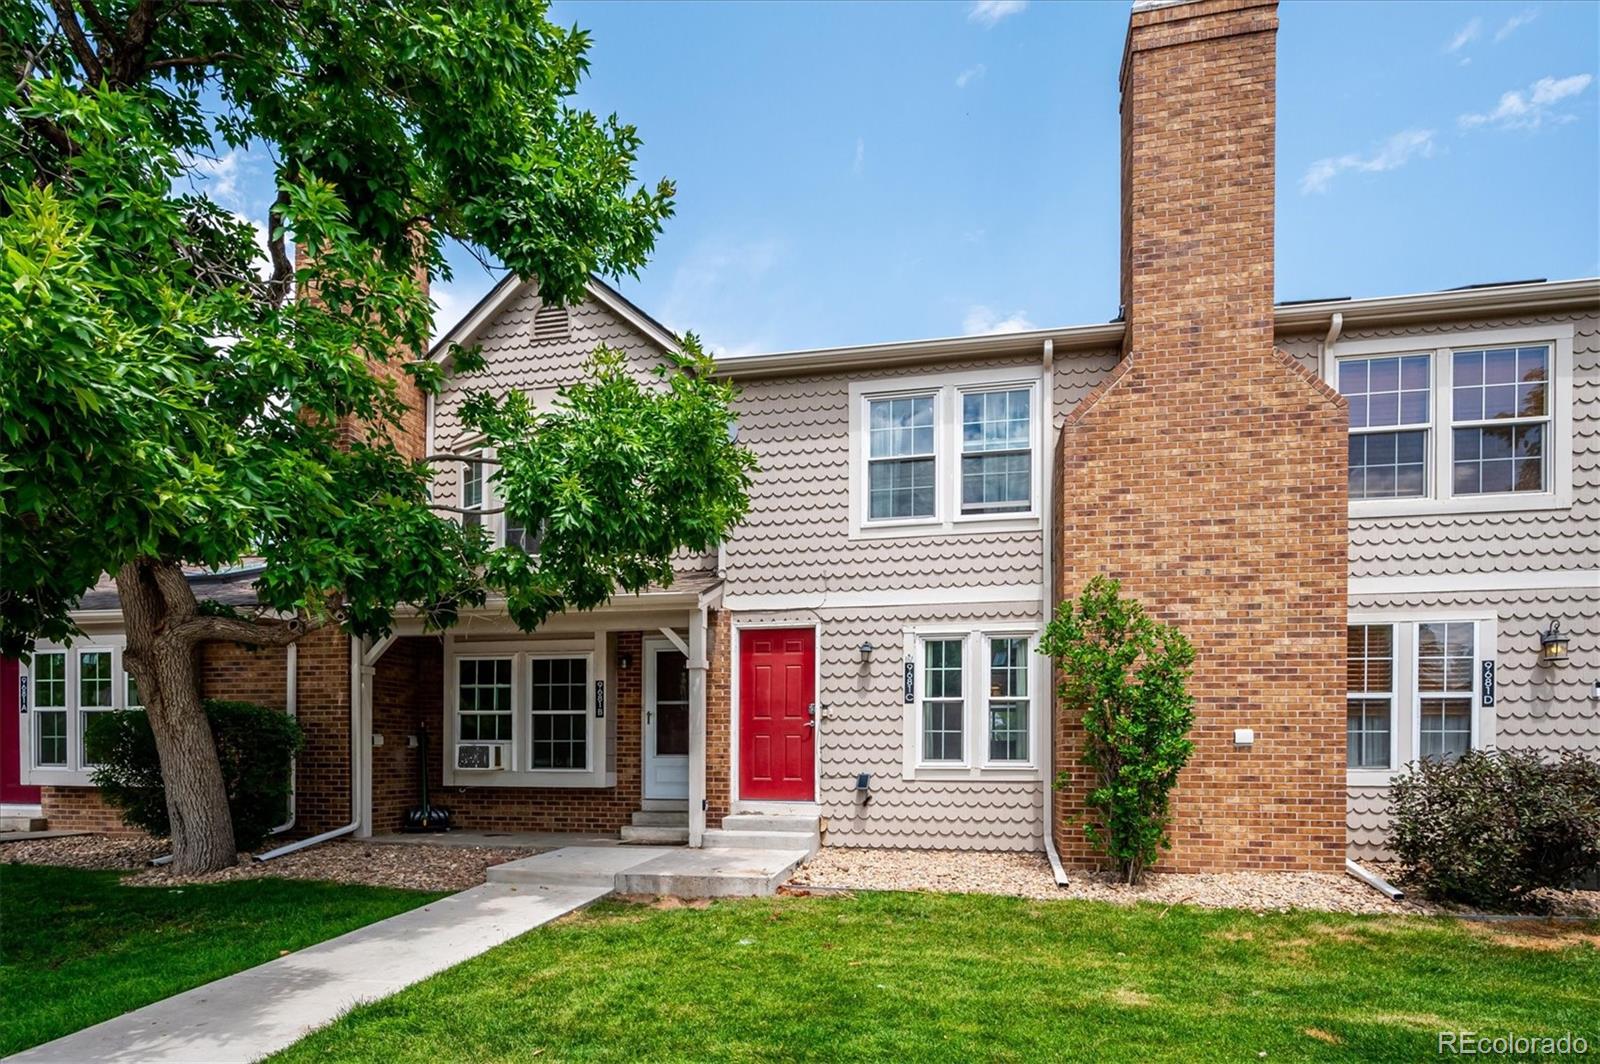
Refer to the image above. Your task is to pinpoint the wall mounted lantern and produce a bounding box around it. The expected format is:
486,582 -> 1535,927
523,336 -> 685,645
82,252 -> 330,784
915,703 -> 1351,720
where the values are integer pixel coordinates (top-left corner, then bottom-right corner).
1540,621 -> 1569,665
858,641 -> 875,660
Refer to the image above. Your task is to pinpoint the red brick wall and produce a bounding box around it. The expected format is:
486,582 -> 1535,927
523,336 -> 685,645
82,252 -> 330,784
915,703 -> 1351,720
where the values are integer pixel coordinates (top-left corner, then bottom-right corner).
366,632 -> 647,834
705,609 -> 732,829
1053,0 -> 1348,873
43,627 -> 354,837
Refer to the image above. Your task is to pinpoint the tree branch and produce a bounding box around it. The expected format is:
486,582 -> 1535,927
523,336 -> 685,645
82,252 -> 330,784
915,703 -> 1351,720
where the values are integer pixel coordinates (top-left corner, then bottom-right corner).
147,51 -> 237,71
168,612 -> 326,647
266,187 -> 293,307
47,0 -> 103,83
75,0 -> 117,42
423,452 -> 500,466
149,560 -> 199,623
428,503 -> 506,516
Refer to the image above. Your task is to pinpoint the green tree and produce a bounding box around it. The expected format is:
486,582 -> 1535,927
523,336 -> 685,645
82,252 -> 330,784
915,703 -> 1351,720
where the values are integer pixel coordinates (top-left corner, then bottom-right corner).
1040,576 -> 1195,884
0,0 -> 754,872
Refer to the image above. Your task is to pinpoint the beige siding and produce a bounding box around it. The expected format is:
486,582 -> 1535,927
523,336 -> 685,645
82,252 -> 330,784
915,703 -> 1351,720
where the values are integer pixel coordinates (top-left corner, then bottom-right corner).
430,287 -> 714,575
734,603 -> 1044,851
1345,586 -> 1599,859
722,351 -> 1118,600
1341,310 -> 1598,580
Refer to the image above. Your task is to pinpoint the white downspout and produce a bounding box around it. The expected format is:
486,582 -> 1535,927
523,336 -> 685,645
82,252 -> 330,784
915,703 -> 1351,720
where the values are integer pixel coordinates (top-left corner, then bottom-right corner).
687,595 -> 711,848
257,634 -> 366,861
1321,311 -> 1344,380
1040,338 -> 1069,886
268,641 -> 298,836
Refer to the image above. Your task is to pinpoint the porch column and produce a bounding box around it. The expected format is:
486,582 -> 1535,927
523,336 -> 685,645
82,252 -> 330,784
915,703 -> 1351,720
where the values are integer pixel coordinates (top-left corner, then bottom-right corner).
687,607 -> 708,847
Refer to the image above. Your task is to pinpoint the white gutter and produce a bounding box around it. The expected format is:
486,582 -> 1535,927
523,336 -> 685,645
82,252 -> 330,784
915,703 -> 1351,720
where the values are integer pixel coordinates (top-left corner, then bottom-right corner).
257,635 -> 366,861
268,641 -> 298,836
1038,339 -> 1069,887
1274,276 -> 1598,330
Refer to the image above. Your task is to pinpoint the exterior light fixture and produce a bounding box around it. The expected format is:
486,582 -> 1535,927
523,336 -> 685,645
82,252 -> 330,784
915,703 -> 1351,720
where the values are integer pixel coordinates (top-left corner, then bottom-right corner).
618,652 -> 634,670
858,641 -> 875,660
1540,622 -> 1569,665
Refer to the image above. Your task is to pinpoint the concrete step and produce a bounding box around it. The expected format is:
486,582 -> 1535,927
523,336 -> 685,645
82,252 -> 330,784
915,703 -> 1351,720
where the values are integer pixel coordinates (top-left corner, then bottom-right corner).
619,824 -> 689,845
702,828 -> 819,857
487,846 -> 683,888
638,798 -> 689,813
615,847 -> 811,899
0,816 -> 47,833
630,810 -> 689,828
721,813 -> 818,833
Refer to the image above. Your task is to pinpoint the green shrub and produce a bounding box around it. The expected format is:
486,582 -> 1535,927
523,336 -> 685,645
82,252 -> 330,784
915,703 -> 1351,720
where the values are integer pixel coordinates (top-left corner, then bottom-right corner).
87,700 -> 303,851
1389,749 -> 1600,910
1041,575 -> 1195,884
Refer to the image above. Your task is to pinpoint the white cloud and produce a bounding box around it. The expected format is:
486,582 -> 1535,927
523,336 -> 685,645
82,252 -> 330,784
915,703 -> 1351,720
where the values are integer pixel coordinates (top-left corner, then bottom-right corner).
430,282 -> 481,345
1445,17 -> 1481,53
852,136 -> 865,175
1494,9 -> 1538,43
1459,73 -> 1593,130
968,0 -> 1025,28
657,236 -> 785,356
185,149 -> 246,209
955,63 -> 987,89
233,213 -> 273,282
962,305 -> 1035,336
1299,128 -> 1435,195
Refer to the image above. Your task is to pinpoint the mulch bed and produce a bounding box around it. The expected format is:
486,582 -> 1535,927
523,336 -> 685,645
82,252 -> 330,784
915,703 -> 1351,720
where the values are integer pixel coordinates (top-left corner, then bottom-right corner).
0,834 -> 535,892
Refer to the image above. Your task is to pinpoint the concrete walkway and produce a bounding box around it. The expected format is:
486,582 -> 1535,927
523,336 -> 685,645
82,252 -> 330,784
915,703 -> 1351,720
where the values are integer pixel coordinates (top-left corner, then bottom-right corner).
5,880 -> 607,1064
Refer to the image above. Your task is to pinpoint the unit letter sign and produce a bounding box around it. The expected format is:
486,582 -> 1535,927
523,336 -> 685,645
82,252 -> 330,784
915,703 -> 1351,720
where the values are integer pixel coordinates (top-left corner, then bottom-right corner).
903,660 -> 915,704
595,680 -> 605,718
1481,661 -> 1495,707
18,675 -> 26,713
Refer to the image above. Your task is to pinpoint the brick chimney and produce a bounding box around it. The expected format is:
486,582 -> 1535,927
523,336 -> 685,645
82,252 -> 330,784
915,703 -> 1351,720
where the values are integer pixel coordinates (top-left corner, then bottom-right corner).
295,240 -> 430,462
1054,0 -> 1349,872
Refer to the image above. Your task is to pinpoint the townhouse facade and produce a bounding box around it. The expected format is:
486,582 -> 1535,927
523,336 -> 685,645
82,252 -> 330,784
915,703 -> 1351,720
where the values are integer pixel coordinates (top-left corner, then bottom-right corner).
6,0 -> 1596,872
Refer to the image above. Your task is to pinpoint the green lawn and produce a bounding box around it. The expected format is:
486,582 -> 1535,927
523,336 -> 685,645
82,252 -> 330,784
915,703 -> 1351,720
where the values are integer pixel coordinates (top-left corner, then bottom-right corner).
273,891 -> 1599,1064
0,863 -> 445,1056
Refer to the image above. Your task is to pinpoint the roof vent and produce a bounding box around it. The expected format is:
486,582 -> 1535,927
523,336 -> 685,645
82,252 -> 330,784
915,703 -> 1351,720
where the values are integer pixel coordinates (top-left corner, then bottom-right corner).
533,303 -> 571,342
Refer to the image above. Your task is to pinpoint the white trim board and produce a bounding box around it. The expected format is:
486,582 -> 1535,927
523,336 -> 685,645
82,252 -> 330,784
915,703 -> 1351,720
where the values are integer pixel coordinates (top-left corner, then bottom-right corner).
1350,570 -> 1600,597
721,585 -> 1045,613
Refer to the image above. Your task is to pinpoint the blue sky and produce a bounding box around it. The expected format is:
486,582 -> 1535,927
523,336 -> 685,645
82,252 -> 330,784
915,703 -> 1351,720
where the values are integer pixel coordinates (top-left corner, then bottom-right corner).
194,1 -> 1600,354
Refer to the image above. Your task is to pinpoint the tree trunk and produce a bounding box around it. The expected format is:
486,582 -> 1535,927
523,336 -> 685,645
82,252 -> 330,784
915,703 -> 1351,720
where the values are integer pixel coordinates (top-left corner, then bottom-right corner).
117,562 -> 237,874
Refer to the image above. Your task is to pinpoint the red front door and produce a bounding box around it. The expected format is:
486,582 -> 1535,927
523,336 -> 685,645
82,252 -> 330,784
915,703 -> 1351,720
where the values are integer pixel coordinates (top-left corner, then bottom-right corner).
2,658 -> 41,806
738,628 -> 815,801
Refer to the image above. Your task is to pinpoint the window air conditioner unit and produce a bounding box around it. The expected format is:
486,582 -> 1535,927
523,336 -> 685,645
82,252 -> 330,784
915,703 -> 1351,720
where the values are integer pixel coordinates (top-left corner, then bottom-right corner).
455,742 -> 509,771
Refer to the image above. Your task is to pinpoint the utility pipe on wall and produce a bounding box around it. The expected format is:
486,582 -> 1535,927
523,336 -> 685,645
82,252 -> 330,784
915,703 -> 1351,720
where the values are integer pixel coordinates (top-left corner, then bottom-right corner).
267,641 -> 298,836
686,590 -> 714,848
1039,338 -> 1069,886
256,635 -> 366,861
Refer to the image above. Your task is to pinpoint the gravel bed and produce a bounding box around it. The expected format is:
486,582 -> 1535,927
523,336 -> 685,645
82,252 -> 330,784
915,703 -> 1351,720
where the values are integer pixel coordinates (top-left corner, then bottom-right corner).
792,847 -> 1432,914
1,833 -> 534,892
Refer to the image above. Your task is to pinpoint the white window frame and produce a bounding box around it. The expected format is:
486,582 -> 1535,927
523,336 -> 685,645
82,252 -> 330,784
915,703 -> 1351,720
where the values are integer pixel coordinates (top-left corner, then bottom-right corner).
901,623 -> 1043,781
849,367 -> 1044,539
1345,623 -> 1396,771
22,637 -> 140,786
456,443 -> 537,552
442,635 -> 611,788
526,652 -> 595,773
1329,324 -> 1573,519
1346,609 -> 1496,788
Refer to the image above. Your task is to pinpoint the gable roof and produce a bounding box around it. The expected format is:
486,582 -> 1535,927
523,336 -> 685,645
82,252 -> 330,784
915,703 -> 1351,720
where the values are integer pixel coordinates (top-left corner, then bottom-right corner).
428,274 -> 679,363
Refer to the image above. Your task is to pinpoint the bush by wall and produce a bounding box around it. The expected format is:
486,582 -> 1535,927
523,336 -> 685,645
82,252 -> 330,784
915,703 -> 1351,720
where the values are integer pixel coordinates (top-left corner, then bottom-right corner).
1041,575 -> 1195,884
87,699 -> 303,851
1389,748 -> 1600,910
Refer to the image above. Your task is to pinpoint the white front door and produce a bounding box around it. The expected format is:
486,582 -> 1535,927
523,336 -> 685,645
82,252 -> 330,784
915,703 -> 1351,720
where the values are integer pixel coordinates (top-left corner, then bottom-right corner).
643,640 -> 689,799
